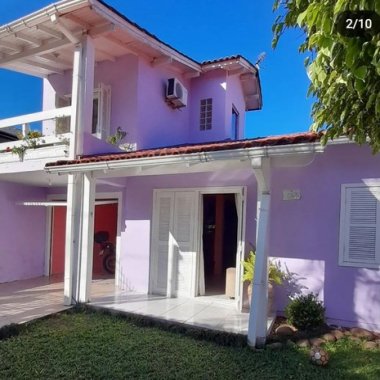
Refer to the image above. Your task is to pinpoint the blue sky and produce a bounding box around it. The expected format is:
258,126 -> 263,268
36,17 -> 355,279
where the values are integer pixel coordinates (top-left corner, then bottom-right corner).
0,0 -> 313,138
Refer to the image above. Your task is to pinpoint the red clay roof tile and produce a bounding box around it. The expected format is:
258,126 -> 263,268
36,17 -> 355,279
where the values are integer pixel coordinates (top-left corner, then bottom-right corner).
46,132 -> 322,168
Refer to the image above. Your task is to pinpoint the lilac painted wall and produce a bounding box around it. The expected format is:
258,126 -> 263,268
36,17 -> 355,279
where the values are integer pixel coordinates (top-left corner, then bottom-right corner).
43,54 -> 139,148
0,181 -> 47,283
269,144 -> 380,330
225,74 -> 246,139
119,170 -> 257,293
188,70 -> 228,144
136,57 -> 191,149
44,54 -> 247,152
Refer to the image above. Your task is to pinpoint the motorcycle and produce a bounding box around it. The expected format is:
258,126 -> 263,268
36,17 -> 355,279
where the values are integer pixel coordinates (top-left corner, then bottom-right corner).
94,231 -> 116,275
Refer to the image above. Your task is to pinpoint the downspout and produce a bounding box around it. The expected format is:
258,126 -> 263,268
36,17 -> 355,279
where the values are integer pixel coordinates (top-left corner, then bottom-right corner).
247,157 -> 271,347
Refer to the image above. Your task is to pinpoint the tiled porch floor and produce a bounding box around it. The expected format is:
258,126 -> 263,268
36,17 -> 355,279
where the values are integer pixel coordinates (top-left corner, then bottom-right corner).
91,285 -> 274,335
0,277 -> 273,336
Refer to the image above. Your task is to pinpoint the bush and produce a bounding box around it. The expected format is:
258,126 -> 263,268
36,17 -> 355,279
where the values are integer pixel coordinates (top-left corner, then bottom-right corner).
285,293 -> 325,330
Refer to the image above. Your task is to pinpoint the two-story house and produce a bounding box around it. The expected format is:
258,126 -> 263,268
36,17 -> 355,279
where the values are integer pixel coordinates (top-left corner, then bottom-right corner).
1,0 -> 379,347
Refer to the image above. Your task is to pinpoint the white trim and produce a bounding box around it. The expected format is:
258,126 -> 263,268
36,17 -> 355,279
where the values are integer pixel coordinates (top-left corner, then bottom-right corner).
46,191 -> 123,286
339,181 -> 380,269
0,107 -> 71,129
19,200 -> 118,206
78,172 -> 96,302
45,142 -> 327,174
44,204 -> 53,277
197,186 -> 246,311
150,186 -> 246,310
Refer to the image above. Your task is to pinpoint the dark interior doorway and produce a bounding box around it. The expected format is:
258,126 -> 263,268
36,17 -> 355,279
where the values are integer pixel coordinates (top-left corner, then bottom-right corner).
202,193 -> 238,296
50,202 -> 118,279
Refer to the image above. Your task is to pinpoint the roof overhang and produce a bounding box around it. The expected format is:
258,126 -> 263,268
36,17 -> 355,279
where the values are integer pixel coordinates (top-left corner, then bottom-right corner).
45,140 -> 326,177
0,0 -> 202,78
202,56 -> 262,111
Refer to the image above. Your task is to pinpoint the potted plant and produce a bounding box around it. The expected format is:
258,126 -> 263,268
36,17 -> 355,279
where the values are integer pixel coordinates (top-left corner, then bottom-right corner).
242,249 -> 284,312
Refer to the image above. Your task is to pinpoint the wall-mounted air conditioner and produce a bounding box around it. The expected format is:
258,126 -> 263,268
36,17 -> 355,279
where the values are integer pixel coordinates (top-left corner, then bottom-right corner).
166,78 -> 188,108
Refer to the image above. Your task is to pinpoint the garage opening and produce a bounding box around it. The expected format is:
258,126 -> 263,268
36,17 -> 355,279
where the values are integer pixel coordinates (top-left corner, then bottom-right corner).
201,194 -> 238,297
50,202 -> 118,279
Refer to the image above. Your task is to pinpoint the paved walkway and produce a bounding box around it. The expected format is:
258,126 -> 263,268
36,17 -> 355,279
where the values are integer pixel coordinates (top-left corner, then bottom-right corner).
0,276 -> 67,329
0,276 -> 115,329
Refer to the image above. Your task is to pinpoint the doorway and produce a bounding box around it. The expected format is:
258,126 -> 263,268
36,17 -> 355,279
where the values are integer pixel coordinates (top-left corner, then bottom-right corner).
201,194 -> 238,297
50,202 -> 118,278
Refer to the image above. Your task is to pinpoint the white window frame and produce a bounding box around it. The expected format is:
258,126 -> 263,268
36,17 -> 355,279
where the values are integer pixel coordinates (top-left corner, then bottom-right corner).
92,83 -> 111,140
339,181 -> 380,269
55,83 -> 111,140
200,98 -> 212,131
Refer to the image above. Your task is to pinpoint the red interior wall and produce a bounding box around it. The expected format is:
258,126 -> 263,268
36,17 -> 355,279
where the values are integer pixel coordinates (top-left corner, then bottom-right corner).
50,203 -> 118,276
92,203 -> 118,275
50,207 -> 66,275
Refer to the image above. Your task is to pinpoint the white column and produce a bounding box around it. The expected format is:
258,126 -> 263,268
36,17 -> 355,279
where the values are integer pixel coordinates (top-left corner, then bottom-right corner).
69,35 -> 95,159
248,157 -> 271,348
248,193 -> 270,347
64,35 -> 95,305
78,172 -> 96,303
63,173 -> 83,305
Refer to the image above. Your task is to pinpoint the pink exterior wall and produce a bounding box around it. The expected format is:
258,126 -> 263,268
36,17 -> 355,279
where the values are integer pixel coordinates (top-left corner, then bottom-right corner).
269,144 -> 380,330
0,182 -> 46,283
43,54 -> 247,151
119,170 -> 257,293
225,74 -> 246,139
188,70 -> 228,143
136,58 -> 191,149
93,55 -> 139,139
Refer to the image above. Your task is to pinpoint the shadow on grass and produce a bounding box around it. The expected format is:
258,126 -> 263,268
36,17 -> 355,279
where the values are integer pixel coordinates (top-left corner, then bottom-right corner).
0,306 -> 379,379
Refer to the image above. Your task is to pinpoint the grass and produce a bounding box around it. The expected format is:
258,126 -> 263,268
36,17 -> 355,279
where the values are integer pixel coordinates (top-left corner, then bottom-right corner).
0,309 -> 379,380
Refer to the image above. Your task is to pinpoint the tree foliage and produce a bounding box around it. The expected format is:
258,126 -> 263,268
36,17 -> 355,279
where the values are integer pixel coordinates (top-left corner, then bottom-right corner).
273,0 -> 380,152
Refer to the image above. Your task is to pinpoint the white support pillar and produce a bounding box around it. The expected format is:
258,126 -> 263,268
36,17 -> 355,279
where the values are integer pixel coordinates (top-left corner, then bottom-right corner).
64,35 -> 95,305
248,157 -> 271,348
78,172 -> 96,303
63,173 -> 84,305
69,35 -> 95,159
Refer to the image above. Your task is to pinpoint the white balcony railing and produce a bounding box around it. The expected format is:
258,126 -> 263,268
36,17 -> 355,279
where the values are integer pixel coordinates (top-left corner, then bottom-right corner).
0,106 -> 71,132
0,107 -> 72,166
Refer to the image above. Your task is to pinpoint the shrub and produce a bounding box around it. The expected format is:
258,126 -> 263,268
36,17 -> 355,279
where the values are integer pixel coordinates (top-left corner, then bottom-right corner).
285,293 -> 325,330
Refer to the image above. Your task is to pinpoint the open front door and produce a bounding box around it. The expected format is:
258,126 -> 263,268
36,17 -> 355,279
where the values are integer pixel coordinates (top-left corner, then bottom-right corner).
150,190 -> 198,298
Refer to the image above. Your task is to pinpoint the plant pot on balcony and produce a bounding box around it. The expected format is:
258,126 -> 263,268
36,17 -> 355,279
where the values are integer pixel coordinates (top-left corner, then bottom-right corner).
247,282 -> 274,314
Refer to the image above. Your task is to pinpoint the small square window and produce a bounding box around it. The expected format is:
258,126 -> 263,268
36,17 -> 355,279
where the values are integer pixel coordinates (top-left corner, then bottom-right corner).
200,98 -> 212,131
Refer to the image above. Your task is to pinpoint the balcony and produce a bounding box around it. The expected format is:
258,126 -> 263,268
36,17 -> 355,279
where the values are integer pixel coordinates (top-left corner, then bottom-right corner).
0,107 -> 71,174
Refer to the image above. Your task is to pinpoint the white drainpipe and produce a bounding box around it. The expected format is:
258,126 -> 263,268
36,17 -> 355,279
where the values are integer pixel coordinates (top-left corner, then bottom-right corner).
248,157 -> 271,347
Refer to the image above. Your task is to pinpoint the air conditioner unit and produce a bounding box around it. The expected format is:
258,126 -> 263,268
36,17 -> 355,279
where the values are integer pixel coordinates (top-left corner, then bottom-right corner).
166,78 -> 188,108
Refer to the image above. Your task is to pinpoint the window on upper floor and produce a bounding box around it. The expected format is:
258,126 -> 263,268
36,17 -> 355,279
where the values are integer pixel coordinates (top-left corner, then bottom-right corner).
339,183 -> 380,268
200,98 -> 212,131
55,83 -> 111,140
231,106 -> 239,140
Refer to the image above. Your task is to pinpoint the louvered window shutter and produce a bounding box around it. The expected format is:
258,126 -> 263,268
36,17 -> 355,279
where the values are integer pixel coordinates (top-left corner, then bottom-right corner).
340,185 -> 380,267
151,192 -> 174,295
99,83 -> 111,140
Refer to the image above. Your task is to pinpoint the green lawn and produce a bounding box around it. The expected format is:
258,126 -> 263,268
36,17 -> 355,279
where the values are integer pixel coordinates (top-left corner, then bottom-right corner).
0,310 -> 379,380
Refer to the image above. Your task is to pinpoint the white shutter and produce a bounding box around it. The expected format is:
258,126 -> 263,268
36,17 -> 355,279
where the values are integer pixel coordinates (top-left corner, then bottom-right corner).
151,192 -> 174,295
151,190 -> 197,298
340,185 -> 380,267
172,192 -> 196,297
99,83 -> 111,140
92,84 -> 111,140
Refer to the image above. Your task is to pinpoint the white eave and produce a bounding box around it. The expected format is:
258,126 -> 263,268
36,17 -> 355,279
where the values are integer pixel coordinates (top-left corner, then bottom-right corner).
45,141 -> 326,175
0,0 -> 202,78
202,56 -> 262,111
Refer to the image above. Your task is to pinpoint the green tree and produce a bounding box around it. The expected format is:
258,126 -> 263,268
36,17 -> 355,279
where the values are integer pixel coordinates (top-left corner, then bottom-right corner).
273,0 -> 380,152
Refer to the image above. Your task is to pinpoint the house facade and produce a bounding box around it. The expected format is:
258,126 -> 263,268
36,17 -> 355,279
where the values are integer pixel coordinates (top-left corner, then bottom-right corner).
0,0 -> 379,347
